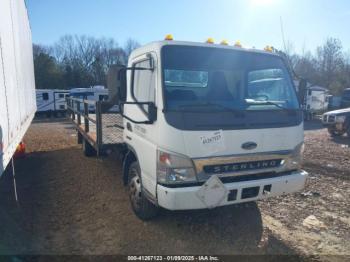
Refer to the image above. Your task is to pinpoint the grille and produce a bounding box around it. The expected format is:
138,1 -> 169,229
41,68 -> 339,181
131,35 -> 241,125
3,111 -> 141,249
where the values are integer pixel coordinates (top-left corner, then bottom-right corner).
328,115 -> 336,123
203,159 -> 283,174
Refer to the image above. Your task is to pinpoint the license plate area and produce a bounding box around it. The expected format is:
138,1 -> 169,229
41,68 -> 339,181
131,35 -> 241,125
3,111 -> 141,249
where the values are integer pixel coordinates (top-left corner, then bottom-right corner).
241,186 -> 260,199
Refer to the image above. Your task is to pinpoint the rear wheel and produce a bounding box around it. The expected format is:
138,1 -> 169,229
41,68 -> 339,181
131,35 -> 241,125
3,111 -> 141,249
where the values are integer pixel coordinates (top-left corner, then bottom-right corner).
83,139 -> 97,157
128,161 -> 159,220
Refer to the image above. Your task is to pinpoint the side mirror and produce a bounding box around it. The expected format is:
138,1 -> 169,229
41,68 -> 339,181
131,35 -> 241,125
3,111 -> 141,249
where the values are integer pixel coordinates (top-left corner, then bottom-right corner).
297,78 -> 307,105
107,65 -> 127,105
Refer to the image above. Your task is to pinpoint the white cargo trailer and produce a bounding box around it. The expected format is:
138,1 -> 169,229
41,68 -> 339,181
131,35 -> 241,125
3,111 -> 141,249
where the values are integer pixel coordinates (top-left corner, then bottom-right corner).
36,89 -> 69,116
0,0 -> 36,176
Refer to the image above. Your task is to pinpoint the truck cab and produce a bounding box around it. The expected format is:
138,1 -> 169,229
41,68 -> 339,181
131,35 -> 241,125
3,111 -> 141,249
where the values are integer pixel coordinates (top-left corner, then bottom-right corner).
116,40 -> 307,219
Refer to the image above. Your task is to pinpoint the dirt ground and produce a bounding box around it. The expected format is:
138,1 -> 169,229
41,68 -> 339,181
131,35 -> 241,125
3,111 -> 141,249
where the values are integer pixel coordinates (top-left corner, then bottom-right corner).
0,118 -> 349,260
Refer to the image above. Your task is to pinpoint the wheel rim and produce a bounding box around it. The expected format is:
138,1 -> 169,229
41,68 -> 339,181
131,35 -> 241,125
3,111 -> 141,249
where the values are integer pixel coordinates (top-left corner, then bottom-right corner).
129,168 -> 142,209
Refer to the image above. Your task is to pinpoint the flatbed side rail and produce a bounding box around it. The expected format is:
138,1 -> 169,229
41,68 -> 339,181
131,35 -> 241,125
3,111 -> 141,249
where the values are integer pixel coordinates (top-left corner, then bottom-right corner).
66,97 -> 103,154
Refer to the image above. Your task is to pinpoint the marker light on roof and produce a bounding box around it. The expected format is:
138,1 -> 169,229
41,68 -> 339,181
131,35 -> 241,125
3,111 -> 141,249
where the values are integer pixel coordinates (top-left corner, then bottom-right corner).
165,34 -> 174,41
206,38 -> 215,44
264,45 -> 273,52
234,41 -> 242,48
220,40 -> 229,45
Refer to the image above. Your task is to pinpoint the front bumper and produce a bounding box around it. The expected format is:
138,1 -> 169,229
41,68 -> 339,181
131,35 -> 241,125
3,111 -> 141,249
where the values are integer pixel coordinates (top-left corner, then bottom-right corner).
157,170 -> 308,210
323,122 -> 345,131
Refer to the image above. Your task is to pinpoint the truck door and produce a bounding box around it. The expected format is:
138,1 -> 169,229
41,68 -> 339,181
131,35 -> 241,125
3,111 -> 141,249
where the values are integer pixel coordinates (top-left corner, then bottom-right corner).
124,53 -> 159,197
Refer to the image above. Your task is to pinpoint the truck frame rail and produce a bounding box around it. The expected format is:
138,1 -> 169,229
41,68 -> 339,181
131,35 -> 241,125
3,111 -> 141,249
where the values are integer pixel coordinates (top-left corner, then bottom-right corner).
66,97 -> 124,155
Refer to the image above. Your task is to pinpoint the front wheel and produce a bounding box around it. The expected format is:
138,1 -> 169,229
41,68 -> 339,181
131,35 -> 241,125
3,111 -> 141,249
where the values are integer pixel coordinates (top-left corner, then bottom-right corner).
328,127 -> 345,137
128,161 -> 159,220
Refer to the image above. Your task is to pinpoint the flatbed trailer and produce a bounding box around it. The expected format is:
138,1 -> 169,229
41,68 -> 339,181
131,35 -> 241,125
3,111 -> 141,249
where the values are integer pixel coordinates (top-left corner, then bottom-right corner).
66,97 -> 124,156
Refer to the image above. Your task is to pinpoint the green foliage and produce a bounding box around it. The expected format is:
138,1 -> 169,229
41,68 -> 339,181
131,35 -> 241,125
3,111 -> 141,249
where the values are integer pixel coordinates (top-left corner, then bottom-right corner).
33,45 -> 64,89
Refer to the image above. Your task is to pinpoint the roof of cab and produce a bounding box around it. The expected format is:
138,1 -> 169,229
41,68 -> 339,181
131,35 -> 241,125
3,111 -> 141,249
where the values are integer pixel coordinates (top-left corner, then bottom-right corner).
129,40 -> 281,60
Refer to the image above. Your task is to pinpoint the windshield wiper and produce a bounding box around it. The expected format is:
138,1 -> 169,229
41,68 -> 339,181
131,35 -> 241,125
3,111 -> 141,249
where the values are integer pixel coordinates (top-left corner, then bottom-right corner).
178,102 -> 243,114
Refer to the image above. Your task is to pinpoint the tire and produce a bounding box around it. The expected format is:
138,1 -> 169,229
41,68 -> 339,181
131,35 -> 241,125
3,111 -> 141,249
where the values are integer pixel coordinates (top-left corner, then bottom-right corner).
328,127 -> 344,137
83,139 -> 97,157
128,161 -> 159,220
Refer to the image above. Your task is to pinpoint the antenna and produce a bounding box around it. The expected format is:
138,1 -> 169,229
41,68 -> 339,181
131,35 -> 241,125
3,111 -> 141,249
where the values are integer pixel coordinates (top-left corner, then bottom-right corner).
280,16 -> 287,53
279,16 -> 299,80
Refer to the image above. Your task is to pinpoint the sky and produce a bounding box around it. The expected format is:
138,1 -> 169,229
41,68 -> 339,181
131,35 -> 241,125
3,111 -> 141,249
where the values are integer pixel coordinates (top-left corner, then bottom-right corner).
26,0 -> 350,54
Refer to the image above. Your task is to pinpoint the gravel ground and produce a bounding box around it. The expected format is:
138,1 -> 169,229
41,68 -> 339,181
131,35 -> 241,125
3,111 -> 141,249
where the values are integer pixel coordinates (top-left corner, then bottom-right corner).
0,118 -> 349,260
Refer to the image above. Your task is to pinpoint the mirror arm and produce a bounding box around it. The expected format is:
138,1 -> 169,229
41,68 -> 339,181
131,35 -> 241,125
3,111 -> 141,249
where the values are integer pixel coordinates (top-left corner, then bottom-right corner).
122,114 -> 154,125
120,101 -> 157,125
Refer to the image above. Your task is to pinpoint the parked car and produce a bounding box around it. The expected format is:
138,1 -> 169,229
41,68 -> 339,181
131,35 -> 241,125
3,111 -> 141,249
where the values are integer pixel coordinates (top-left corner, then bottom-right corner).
322,108 -> 350,137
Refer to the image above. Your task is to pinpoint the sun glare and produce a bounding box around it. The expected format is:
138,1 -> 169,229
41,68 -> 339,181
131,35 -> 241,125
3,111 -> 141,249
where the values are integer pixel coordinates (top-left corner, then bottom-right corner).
250,0 -> 277,7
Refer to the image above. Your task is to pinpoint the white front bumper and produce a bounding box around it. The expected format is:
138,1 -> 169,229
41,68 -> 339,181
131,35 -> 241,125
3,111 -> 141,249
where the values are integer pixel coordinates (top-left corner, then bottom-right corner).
157,170 -> 308,210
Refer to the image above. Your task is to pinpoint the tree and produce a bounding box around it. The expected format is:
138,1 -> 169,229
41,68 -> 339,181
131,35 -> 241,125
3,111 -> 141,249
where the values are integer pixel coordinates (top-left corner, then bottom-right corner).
33,44 -> 64,89
50,35 -> 128,88
315,38 -> 344,94
124,38 -> 141,58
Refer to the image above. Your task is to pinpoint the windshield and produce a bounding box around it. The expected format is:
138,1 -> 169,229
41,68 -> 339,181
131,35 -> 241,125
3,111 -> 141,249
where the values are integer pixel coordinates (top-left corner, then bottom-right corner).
162,46 -> 299,112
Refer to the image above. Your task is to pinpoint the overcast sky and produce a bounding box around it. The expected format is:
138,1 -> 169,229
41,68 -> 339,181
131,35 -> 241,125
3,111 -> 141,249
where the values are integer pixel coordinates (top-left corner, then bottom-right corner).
26,0 -> 350,53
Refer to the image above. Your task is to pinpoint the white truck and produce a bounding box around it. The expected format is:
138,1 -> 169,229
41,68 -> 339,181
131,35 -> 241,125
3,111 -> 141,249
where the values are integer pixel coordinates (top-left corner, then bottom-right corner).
67,39 -> 307,220
36,89 -> 69,117
0,0 -> 36,175
303,86 -> 330,120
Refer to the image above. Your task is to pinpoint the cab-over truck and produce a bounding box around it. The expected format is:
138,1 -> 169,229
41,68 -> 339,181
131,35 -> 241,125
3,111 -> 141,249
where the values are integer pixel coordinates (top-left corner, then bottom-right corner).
67,38 -> 308,220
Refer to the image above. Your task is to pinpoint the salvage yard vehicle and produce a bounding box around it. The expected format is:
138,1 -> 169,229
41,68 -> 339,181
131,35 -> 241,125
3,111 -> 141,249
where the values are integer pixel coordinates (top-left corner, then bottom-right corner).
0,0 -> 36,176
340,88 -> 350,108
36,89 -> 69,117
322,108 -> 350,137
69,86 -> 109,111
67,36 -> 308,220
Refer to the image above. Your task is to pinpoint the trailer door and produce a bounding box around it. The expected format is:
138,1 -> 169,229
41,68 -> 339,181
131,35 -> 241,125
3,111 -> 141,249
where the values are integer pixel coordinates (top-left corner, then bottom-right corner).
0,0 -> 22,167
0,37 -> 9,173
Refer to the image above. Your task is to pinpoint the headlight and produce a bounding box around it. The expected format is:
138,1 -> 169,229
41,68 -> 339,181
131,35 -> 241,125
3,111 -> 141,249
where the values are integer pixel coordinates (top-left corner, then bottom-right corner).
284,142 -> 304,170
336,115 -> 346,123
157,149 -> 197,184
